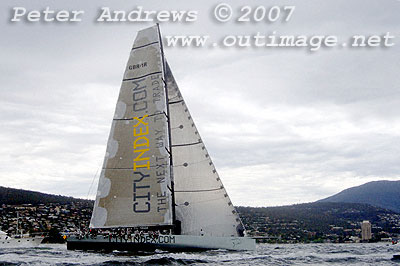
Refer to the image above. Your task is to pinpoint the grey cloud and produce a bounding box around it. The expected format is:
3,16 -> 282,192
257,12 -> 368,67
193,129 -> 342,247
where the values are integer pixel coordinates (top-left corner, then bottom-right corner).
0,0 -> 399,206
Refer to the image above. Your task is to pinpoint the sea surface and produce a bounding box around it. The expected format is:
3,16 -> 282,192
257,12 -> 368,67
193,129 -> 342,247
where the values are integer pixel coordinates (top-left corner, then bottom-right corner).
1,242 -> 400,265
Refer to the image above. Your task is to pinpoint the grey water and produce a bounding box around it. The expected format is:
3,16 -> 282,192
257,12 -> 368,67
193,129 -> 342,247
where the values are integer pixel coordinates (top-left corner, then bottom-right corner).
1,243 -> 400,265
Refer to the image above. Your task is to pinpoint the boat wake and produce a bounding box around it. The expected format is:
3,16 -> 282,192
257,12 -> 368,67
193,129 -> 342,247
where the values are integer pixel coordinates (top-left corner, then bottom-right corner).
97,257 -> 210,265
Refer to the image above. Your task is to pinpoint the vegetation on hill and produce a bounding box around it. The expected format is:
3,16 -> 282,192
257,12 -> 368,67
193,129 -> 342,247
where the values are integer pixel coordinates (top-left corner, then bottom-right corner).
2,184 -> 400,243
238,202 -> 400,242
0,186 -> 92,206
318,180 -> 400,213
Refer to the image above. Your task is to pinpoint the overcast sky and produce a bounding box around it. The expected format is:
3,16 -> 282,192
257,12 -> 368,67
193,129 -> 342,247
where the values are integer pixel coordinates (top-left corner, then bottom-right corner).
0,0 -> 399,207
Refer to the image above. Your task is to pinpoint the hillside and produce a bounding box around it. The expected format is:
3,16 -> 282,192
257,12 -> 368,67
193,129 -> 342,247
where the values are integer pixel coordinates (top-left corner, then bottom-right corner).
238,202 -> 400,242
2,186 -> 400,242
318,180 -> 400,213
0,186 -> 92,206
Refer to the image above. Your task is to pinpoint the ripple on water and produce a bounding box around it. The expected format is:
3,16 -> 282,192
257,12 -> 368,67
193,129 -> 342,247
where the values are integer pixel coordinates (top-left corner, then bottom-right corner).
0,243 -> 399,265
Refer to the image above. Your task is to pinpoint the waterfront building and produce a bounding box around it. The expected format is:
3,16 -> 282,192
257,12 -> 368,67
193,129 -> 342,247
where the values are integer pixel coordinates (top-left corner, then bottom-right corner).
361,220 -> 372,241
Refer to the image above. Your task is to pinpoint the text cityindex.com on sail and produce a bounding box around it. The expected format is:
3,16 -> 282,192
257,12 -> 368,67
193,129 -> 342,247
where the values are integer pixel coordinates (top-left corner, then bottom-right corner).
164,32 -> 395,52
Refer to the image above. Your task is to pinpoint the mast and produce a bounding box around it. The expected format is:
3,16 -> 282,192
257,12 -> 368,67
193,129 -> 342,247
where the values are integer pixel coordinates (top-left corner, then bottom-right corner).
156,24 -> 177,229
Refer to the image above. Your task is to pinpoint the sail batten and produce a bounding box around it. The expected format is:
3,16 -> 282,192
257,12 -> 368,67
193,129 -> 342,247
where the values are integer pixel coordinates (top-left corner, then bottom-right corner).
122,71 -> 163,81
171,142 -> 202,147
131,41 -> 159,50
175,188 -> 224,193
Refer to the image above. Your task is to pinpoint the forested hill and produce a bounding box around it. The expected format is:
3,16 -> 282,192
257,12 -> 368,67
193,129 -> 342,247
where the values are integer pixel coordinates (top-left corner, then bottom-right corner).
237,202 -> 400,240
3,186 -> 400,242
0,186 -> 92,205
318,180 -> 400,213
238,202 -> 397,232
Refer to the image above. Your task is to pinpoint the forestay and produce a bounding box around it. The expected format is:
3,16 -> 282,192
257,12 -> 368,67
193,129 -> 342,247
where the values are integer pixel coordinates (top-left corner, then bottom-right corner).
90,26 -> 173,228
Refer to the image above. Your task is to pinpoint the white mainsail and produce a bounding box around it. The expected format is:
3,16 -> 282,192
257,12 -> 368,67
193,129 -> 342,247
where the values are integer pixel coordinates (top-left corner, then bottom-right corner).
90,26 -> 173,228
165,63 -> 245,237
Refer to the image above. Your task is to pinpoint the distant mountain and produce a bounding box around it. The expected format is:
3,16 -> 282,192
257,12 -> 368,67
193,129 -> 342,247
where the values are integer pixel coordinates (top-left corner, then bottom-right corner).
318,180 -> 400,213
0,186 -> 92,206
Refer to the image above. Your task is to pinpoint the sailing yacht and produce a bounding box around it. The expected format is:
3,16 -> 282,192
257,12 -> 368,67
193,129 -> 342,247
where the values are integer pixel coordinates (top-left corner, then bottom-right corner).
0,213 -> 44,248
0,231 -> 43,248
67,25 -> 256,251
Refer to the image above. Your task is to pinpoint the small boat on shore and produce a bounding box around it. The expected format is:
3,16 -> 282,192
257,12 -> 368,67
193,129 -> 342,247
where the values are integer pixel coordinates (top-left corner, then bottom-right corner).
0,230 -> 43,248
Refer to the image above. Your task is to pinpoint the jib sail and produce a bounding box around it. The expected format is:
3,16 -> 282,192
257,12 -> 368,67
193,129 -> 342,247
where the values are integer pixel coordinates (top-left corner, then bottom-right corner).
165,63 -> 245,237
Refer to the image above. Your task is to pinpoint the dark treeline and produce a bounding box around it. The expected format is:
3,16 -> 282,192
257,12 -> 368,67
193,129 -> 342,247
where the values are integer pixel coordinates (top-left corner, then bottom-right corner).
238,202 -> 398,233
237,202 -> 400,242
2,186 -> 400,243
0,186 -> 92,206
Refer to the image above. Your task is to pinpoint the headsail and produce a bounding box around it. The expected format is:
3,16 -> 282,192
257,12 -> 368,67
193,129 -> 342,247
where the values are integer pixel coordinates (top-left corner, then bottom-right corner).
165,63 -> 245,237
90,26 -> 173,228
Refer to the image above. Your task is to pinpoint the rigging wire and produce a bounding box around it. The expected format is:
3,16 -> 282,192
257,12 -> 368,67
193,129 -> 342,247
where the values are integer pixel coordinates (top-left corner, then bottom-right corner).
86,164 -> 101,200
175,187 -> 223,193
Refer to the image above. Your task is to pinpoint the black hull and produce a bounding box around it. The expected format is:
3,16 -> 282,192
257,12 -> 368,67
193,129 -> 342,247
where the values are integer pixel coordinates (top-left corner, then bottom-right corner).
67,234 -> 256,252
67,239 -> 208,252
